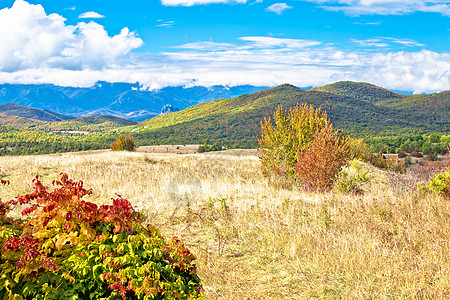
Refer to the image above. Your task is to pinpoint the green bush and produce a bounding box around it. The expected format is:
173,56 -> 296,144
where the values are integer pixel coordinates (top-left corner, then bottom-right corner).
334,162 -> 370,194
111,135 -> 136,151
0,174 -> 203,300
258,104 -> 329,186
197,139 -> 224,153
418,169 -> 450,199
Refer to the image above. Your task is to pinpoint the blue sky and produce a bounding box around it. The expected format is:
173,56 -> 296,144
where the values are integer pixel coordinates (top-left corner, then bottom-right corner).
0,0 -> 449,93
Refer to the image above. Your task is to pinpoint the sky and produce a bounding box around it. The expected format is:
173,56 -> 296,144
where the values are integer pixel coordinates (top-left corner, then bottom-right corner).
0,0 -> 449,93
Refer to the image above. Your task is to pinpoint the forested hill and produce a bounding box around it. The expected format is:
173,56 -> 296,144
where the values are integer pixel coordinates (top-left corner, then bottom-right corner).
0,103 -> 73,122
310,81 -> 406,103
377,90 -> 450,123
127,83 -> 450,148
0,114 -> 138,132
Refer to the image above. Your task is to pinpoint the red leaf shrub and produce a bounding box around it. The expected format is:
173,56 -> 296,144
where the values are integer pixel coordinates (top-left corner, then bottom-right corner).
0,173 -> 203,299
294,124 -> 350,192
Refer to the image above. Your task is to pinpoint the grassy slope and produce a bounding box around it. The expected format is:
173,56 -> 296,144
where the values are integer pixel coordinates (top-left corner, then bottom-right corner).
129,84 -> 447,147
1,151 -> 448,299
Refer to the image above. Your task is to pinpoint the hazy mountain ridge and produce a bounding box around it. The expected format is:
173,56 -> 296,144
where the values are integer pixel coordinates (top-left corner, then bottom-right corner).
0,82 -> 268,121
0,104 -> 137,131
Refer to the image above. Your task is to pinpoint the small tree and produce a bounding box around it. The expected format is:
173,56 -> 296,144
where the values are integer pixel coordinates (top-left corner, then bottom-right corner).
258,104 -> 329,185
111,135 -> 135,151
295,123 -> 350,191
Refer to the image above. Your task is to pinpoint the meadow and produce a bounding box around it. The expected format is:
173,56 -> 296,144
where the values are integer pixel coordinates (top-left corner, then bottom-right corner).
0,149 -> 449,299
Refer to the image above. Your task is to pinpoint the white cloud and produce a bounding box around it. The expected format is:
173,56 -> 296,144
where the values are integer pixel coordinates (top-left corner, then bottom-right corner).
0,1 -> 449,94
160,0 -> 247,6
266,3 -> 293,14
239,36 -> 321,48
0,0 -> 142,72
305,0 -> 450,16
352,37 -> 425,48
353,21 -> 381,25
156,20 -> 176,27
174,41 -> 236,51
78,11 -> 105,19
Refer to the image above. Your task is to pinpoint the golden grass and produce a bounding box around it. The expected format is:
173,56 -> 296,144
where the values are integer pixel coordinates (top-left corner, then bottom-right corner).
0,150 -> 449,299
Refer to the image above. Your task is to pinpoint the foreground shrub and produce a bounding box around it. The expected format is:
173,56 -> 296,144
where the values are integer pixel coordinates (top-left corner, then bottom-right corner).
111,135 -> 136,151
0,174 -> 203,300
294,124 -> 350,192
258,104 -> 329,186
334,162 -> 370,194
419,169 -> 450,199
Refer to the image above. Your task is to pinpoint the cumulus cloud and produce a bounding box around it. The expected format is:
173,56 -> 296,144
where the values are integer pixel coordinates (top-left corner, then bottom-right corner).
266,3 -> 293,14
2,33 -> 449,93
78,11 -> 105,19
156,46 -> 450,93
160,0 -> 247,6
0,1 -> 449,94
305,0 -> 450,16
0,0 -> 142,72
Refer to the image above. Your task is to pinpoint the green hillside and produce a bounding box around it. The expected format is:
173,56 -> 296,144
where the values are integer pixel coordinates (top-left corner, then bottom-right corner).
0,114 -> 137,132
311,81 -> 406,103
0,103 -> 73,122
44,115 -> 137,131
377,90 -> 450,123
128,84 -> 448,148
0,114 -> 45,129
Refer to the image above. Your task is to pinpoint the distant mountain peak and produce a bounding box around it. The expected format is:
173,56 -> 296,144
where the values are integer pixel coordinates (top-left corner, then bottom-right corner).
161,104 -> 180,115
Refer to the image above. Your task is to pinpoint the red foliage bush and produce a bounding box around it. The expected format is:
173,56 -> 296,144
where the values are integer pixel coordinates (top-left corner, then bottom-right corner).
294,124 -> 350,192
0,173 -> 203,299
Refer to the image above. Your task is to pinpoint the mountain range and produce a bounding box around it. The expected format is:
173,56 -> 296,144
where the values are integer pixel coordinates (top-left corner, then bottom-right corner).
0,82 -> 267,121
0,81 -> 449,153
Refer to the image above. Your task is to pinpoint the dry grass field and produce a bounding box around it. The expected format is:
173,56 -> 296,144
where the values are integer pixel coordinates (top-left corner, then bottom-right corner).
0,150 -> 449,299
